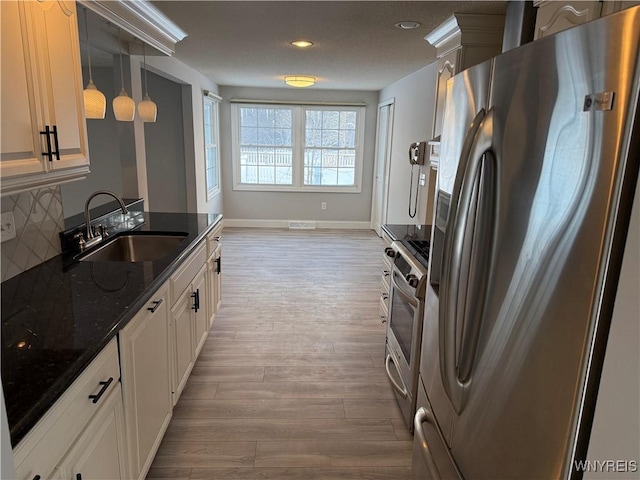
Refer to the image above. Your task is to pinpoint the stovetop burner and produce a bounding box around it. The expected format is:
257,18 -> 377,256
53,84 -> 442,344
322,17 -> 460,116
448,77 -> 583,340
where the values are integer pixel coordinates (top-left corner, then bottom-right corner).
402,239 -> 430,267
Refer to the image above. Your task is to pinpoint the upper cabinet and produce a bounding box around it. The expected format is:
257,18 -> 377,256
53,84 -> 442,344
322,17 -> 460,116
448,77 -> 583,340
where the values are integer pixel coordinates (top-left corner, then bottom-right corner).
425,14 -> 505,170
1,0 -> 89,195
534,1 -> 640,39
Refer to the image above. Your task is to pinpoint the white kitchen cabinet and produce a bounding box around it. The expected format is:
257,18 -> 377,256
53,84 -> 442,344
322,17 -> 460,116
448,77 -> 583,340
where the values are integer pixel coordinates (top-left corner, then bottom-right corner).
0,0 -> 89,196
12,339 -> 121,480
54,384 -> 127,480
119,285 -> 172,480
206,222 -> 223,329
170,241 -> 209,405
533,1 -> 603,39
379,229 -> 393,325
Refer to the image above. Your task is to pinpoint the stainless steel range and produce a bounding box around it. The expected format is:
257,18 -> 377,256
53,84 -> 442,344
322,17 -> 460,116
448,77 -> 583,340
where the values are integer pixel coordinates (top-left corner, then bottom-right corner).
384,240 -> 428,431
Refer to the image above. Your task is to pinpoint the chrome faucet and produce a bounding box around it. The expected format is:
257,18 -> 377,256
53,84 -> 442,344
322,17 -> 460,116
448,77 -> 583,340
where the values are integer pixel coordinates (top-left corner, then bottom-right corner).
82,190 -> 129,250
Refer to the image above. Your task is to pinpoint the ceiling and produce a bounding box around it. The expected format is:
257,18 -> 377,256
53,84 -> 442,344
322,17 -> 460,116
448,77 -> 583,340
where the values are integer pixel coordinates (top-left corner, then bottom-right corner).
151,1 -> 508,91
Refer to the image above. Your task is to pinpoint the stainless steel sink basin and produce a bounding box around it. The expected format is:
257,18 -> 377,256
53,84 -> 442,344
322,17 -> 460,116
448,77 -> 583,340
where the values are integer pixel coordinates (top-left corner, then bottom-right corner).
77,232 -> 188,262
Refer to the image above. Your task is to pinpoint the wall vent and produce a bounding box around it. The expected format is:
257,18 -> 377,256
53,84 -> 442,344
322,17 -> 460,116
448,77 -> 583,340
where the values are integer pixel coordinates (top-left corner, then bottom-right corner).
288,221 -> 317,230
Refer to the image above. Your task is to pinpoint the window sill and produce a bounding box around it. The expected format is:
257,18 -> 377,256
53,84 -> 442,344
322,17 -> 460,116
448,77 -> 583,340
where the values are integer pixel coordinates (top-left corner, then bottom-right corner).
232,184 -> 362,194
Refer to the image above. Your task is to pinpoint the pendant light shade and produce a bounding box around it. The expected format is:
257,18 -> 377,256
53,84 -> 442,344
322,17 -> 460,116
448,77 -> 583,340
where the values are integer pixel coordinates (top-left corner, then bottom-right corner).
113,28 -> 134,122
84,80 -> 106,119
113,89 -> 136,121
138,94 -> 157,122
82,8 -> 106,119
138,43 -> 157,122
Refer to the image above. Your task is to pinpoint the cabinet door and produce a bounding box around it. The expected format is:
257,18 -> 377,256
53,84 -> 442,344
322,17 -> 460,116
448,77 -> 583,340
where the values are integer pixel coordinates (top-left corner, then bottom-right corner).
171,291 -> 194,405
192,265 -> 209,359
0,1 -> 46,178
120,287 -> 172,480
29,0 -> 88,171
56,385 -> 127,480
534,1 -> 603,39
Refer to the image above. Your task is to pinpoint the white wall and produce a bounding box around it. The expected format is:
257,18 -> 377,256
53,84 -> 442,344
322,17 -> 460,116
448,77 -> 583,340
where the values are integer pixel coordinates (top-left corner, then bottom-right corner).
219,86 -> 378,227
131,54 -> 223,216
379,63 -> 438,225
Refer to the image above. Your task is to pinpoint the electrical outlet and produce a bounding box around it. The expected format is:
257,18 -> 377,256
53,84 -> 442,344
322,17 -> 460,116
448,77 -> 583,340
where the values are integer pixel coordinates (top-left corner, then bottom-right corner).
321,202 -> 327,210
419,173 -> 427,186
1,211 -> 16,242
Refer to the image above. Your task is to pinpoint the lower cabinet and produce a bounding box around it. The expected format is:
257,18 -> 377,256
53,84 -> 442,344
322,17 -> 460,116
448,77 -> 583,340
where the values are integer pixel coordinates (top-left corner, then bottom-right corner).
119,284 -> 172,480
170,241 -> 209,405
12,339 -> 123,480
55,384 -> 128,480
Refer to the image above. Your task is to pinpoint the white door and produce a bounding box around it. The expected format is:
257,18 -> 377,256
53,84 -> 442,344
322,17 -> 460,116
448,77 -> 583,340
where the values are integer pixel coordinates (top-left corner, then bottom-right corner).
371,100 -> 395,236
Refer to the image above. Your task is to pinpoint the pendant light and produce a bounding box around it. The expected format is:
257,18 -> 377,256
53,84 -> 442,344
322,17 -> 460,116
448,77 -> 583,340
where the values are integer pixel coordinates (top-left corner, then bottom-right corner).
113,28 -> 135,121
82,8 -> 106,119
137,43 -> 157,122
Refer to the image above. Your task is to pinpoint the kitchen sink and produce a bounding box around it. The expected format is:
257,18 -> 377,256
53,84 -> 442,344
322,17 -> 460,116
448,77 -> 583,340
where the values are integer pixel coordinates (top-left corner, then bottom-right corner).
77,232 -> 188,262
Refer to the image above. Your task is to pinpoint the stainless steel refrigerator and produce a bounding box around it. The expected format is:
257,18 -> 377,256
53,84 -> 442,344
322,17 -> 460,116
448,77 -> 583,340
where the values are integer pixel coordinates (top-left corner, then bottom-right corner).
414,6 -> 640,479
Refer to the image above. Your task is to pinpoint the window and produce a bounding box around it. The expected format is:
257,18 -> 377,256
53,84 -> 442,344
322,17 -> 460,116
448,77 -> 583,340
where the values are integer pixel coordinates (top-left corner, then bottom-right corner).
232,103 -> 365,192
203,94 -> 220,199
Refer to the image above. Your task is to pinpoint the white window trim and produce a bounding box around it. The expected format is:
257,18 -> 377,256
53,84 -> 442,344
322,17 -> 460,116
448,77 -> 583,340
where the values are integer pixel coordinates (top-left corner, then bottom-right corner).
231,103 -> 365,193
204,94 -> 221,200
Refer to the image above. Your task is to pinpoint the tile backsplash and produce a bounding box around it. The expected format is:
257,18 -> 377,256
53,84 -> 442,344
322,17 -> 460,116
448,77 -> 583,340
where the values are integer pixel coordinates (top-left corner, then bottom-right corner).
1,186 -> 64,282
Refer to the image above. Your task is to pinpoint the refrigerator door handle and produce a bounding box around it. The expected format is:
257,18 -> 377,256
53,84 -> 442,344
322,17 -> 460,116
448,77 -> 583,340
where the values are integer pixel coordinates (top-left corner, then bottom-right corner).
414,406 -> 443,479
440,108 -> 497,414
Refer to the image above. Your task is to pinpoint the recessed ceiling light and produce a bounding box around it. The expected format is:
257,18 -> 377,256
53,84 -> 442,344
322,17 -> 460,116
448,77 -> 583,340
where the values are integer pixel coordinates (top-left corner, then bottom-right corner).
284,76 -> 315,88
395,21 -> 421,30
291,40 -> 313,48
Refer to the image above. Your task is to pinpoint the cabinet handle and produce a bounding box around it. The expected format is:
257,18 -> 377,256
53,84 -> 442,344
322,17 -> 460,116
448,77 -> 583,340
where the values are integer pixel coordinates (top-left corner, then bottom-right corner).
191,289 -> 200,312
382,269 -> 390,277
147,299 -> 163,313
51,125 -> 60,160
40,125 -> 54,162
215,256 -> 221,274
76,474 -> 82,480
33,476 -> 41,480
381,293 -> 389,300
88,377 -> 114,404
380,315 -> 387,324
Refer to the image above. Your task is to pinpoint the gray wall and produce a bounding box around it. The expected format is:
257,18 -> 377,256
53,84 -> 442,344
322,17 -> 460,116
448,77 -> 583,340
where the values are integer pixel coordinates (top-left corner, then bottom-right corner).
144,71 -> 188,213
379,63 -> 438,225
61,66 -> 126,217
219,86 -> 379,224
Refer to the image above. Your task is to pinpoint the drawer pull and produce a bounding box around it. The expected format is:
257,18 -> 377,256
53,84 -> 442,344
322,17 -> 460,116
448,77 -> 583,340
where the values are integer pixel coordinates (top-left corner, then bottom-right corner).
215,256 -> 221,274
33,476 -> 41,480
382,269 -> 390,277
191,289 -> 200,312
147,299 -> 163,313
77,474 -> 83,480
88,377 -> 114,404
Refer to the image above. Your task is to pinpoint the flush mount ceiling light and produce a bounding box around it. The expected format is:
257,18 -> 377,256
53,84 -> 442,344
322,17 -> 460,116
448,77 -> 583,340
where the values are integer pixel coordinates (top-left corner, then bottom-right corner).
291,40 -> 313,48
82,8 -> 106,119
395,21 -> 421,30
113,28 -> 135,122
137,43 -> 157,122
284,76 -> 315,88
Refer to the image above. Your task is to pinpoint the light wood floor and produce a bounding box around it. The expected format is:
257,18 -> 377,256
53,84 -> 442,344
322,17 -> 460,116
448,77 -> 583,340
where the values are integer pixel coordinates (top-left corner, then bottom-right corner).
147,228 -> 413,480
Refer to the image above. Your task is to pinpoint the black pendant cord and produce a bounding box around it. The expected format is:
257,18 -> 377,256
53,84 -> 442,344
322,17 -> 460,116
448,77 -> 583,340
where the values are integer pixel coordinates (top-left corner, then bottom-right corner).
408,164 -> 418,218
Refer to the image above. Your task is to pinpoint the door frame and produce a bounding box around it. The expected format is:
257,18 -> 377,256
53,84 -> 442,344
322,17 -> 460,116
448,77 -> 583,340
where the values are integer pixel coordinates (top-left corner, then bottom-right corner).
371,98 -> 395,235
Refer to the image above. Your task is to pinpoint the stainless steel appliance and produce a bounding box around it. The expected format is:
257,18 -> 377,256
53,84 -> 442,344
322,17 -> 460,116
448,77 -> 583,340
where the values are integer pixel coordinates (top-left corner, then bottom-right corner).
413,7 -> 640,479
384,241 -> 427,430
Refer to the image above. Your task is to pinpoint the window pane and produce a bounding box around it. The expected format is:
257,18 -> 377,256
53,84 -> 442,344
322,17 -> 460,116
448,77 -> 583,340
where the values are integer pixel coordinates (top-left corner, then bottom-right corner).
258,147 -> 275,165
275,128 -> 292,146
337,168 -> 355,185
241,107 -> 257,127
275,110 -> 292,128
257,109 -> 275,128
306,128 -> 322,147
257,128 -> 274,146
322,111 -> 340,129
275,166 -> 292,184
241,127 -> 257,145
340,111 -> 356,129
322,129 -> 339,148
241,165 -> 257,183
339,130 -> 356,148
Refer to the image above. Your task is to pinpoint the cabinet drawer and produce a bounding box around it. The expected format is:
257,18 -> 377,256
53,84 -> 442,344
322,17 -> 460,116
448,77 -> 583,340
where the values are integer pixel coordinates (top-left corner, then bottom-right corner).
13,338 -> 120,480
381,265 -> 391,291
170,241 -> 206,305
206,221 -> 223,258
379,296 -> 389,324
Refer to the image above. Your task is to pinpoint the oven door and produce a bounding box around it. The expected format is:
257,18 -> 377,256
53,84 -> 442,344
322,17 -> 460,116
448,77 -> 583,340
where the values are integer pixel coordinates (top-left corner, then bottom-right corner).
385,267 -> 423,428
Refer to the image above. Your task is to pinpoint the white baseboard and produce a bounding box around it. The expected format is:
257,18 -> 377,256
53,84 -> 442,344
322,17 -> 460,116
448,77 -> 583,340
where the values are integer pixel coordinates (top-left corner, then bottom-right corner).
224,219 -> 372,230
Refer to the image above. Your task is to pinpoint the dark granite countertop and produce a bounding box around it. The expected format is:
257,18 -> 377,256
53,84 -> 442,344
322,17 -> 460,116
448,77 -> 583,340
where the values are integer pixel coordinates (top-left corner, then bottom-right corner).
1,211 -> 222,447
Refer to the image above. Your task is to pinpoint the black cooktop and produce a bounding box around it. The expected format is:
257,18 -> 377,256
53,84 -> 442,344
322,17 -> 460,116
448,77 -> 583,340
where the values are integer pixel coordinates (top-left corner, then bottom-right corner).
382,224 -> 432,268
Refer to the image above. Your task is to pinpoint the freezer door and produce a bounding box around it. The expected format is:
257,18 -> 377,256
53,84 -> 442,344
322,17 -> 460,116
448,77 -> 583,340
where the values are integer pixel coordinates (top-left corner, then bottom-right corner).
448,7 -> 640,479
412,376 -> 461,480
